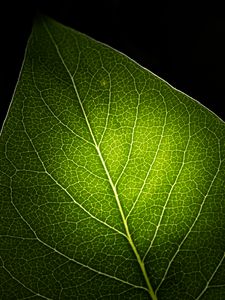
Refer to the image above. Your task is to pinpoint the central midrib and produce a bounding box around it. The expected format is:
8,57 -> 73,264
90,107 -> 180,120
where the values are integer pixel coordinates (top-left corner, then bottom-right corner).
44,20 -> 157,300
95,145 -> 157,300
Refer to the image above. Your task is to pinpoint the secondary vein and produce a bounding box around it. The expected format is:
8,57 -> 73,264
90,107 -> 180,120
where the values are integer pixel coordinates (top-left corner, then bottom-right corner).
142,102 -> 191,263
127,90 -> 168,220
43,20 -> 157,300
7,187 -> 148,292
19,95 -> 125,237
156,131 -> 222,294
1,256 -> 52,300
115,65 -> 140,187
195,252 -> 225,300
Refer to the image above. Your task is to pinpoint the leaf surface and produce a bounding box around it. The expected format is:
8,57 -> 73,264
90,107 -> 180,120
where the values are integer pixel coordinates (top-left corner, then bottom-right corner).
0,16 -> 225,300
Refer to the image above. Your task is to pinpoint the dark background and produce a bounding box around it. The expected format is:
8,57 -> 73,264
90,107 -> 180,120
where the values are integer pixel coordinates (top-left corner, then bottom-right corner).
1,1 -> 225,129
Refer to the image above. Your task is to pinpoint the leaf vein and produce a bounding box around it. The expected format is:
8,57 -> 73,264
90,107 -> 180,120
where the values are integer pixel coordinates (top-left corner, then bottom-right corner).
30,63 -> 94,147
195,252 -> 225,300
3,200 -> 147,292
0,256 -> 53,300
115,65 -> 140,187
143,102 -> 191,262
19,103 -> 125,237
127,89 -> 168,220
155,125 -> 222,293
42,18 -> 156,299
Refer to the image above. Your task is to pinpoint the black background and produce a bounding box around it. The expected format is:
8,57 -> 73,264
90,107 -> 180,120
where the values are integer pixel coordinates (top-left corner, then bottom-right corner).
1,1 -> 225,128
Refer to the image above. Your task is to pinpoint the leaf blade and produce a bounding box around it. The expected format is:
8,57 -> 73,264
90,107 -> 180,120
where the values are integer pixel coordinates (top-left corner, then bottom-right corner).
0,16 -> 225,299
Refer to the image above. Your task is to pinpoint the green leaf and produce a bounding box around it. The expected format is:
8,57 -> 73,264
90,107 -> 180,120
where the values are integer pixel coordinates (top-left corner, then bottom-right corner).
0,16 -> 225,300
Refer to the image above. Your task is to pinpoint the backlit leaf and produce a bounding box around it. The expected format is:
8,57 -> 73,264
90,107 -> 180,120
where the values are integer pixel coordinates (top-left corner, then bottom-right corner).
0,16 -> 225,300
